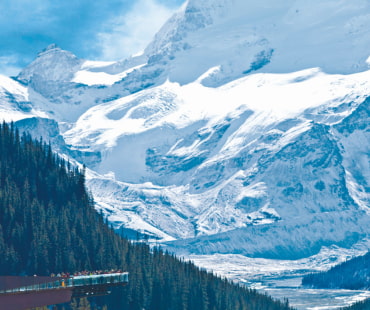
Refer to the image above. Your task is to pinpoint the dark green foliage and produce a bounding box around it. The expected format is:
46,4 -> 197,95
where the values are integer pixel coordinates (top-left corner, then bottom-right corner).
340,298 -> 370,310
0,121 -> 126,276
302,251 -> 370,290
98,245 -> 293,310
0,121 -> 292,310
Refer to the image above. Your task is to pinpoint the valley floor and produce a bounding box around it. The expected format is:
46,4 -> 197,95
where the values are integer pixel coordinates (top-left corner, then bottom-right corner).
187,240 -> 370,309
250,276 -> 370,310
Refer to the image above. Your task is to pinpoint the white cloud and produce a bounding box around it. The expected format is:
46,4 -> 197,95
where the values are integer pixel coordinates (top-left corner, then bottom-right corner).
0,56 -> 22,77
97,0 -> 178,61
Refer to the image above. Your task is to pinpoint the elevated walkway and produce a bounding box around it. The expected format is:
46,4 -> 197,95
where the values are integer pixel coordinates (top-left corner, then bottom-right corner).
0,272 -> 128,310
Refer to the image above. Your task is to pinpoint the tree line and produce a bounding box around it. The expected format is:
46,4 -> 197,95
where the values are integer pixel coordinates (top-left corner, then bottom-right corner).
340,298 -> 370,310
302,251 -> 370,290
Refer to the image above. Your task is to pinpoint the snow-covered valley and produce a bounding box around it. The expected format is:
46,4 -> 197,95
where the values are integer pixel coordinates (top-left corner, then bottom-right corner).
189,238 -> 370,309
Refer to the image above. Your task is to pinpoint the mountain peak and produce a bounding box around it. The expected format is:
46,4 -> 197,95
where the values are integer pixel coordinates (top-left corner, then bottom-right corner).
35,43 -> 65,58
17,44 -> 82,84
143,0 -> 370,86
40,43 -> 60,53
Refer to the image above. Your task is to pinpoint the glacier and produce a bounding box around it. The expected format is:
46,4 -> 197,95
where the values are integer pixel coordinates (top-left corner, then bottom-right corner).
1,0 -> 370,260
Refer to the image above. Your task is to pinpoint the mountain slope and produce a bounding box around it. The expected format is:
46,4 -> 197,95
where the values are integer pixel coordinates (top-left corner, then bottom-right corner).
1,0 -> 370,259
61,69 -> 370,259
0,75 -> 47,122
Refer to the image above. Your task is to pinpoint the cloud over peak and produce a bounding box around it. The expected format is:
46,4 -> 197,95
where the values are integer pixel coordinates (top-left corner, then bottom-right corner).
0,0 -> 184,75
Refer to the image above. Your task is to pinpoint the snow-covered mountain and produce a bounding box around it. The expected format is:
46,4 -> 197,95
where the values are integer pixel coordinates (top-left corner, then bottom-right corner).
1,0 -> 370,259
69,72 -> 370,258
144,0 -> 370,84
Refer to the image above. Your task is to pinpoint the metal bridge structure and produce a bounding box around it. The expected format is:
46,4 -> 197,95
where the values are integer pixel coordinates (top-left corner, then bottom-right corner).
0,272 -> 128,310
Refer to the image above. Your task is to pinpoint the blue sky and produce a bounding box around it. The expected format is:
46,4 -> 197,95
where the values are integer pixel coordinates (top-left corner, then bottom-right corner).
0,0 -> 185,76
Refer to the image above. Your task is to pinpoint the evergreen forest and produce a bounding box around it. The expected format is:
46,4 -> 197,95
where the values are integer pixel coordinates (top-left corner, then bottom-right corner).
0,121 -> 293,310
340,298 -> 370,310
302,251 -> 370,290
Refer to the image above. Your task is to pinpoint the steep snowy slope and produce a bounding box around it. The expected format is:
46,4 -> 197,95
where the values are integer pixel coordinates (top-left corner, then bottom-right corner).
63,68 -> 370,258
1,0 -> 370,259
0,74 -> 48,122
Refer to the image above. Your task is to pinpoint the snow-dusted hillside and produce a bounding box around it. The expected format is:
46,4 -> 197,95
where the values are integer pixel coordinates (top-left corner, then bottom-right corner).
1,0 -> 370,259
